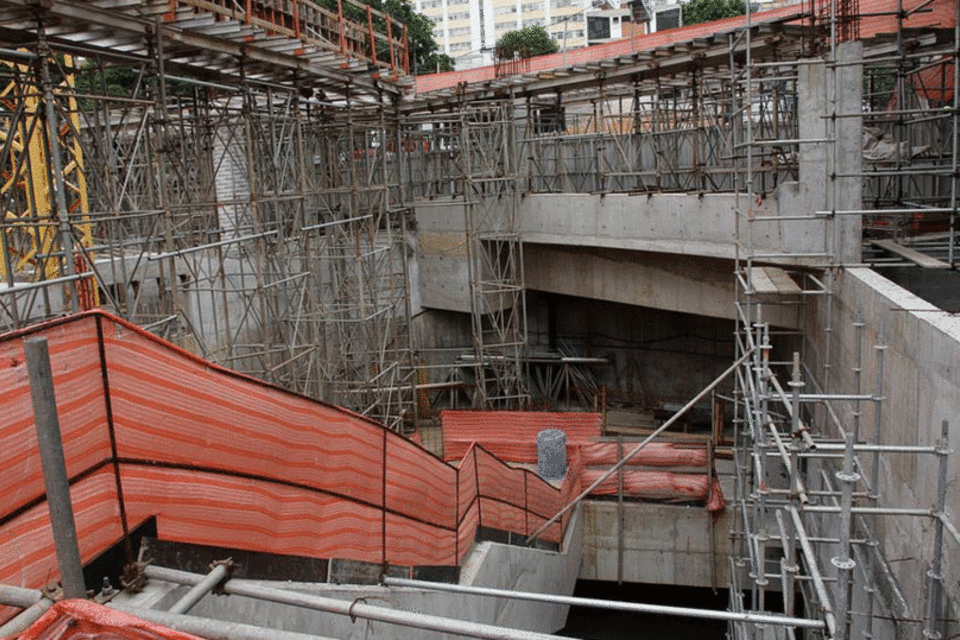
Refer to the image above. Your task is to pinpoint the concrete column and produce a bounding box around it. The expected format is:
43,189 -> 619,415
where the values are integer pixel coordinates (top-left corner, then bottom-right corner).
833,42 -> 864,264
795,43 -> 863,265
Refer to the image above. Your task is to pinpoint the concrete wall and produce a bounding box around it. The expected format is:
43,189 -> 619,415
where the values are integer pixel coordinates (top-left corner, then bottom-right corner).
116,508 -> 584,640
580,502 -> 732,589
805,267 -> 960,638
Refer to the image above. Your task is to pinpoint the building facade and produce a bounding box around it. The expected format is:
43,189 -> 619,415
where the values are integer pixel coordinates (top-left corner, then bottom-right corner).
416,0 -> 593,68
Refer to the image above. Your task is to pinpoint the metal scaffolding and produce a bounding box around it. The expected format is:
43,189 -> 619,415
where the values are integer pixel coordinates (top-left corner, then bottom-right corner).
0,0 -> 417,429
730,1 -> 960,639
1,5 -> 959,635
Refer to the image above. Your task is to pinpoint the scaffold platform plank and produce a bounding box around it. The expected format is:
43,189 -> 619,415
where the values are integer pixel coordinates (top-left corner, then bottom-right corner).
748,267 -> 802,294
870,239 -> 951,269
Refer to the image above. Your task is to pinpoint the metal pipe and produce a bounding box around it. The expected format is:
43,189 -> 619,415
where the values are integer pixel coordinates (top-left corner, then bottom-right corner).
939,514 -> 960,550
0,584 -> 44,609
109,603 -> 340,640
167,563 -> 230,615
923,421 -> 949,640
24,337 -> 87,600
0,595 -> 50,633
832,432 -> 859,640
381,577 -> 826,629
0,272 -> 96,297
146,230 -> 279,261
526,347 -> 755,543
787,506 -> 837,638
0,600 -> 54,637
143,566 -> 580,640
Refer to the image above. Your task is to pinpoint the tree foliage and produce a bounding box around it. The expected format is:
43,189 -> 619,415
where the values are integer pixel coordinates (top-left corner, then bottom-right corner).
495,26 -> 559,60
680,0 -> 746,26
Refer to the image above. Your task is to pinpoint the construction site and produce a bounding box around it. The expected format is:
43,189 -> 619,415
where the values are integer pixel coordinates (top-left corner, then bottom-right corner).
0,0 -> 958,639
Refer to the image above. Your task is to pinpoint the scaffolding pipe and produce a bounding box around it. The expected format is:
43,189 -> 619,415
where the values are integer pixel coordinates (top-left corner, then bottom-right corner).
382,578 -> 826,629
167,563 -> 231,615
923,420 -> 949,640
109,603 -> 340,640
0,600 -> 54,637
143,566 -> 581,640
24,337 -> 87,600
787,505 -> 837,638
526,347 -> 755,543
832,433 -> 859,640
0,584 -> 44,609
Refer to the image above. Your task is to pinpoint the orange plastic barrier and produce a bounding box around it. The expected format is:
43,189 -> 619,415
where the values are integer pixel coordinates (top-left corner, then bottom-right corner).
0,311 -> 579,624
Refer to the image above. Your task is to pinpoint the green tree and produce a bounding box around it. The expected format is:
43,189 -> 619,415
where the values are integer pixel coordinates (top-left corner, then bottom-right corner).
495,25 -> 559,60
681,0 -> 746,26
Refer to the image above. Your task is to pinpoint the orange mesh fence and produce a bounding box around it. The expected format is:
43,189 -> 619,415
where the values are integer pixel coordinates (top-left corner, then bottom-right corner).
385,511 -> 458,566
20,599 -> 206,640
478,498 -> 528,538
386,434 -> 457,531
581,469 -> 725,513
456,500 -> 480,564
0,311 -> 578,617
0,315 -> 111,521
0,469 -> 123,623
118,465 -> 387,561
471,445 -> 565,543
103,323 -> 388,508
580,442 -> 709,468
441,410 -> 603,463
558,446 -> 584,537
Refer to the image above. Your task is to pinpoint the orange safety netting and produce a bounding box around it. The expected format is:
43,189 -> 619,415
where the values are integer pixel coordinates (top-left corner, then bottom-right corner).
0,311 -> 578,624
580,470 -> 726,514
18,600 -> 203,640
579,442 -> 709,468
440,406 -> 724,513
441,410 -> 604,463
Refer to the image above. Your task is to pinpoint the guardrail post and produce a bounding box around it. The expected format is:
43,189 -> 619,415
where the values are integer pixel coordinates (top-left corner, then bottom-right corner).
366,6 -> 377,65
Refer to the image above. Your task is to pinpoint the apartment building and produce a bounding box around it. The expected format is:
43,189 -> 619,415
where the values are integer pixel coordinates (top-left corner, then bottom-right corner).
416,0 -> 590,68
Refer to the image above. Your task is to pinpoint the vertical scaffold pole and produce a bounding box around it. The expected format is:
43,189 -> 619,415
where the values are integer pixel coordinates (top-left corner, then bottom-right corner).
923,420 -> 949,640
25,337 -> 86,599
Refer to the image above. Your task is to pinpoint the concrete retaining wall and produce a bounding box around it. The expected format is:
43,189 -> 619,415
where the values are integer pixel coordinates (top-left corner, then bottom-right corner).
115,507 -> 583,640
579,502 -> 732,588
806,267 -> 960,638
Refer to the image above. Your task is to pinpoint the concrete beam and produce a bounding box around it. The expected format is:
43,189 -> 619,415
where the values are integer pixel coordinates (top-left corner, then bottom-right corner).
524,244 -> 800,328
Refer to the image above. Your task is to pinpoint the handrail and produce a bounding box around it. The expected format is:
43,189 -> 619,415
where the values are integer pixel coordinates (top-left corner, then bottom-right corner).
168,0 -> 408,74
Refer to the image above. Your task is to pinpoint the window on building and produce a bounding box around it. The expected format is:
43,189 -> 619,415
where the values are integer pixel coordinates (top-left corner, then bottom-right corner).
587,16 -> 610,39
656,7 -> 680,29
